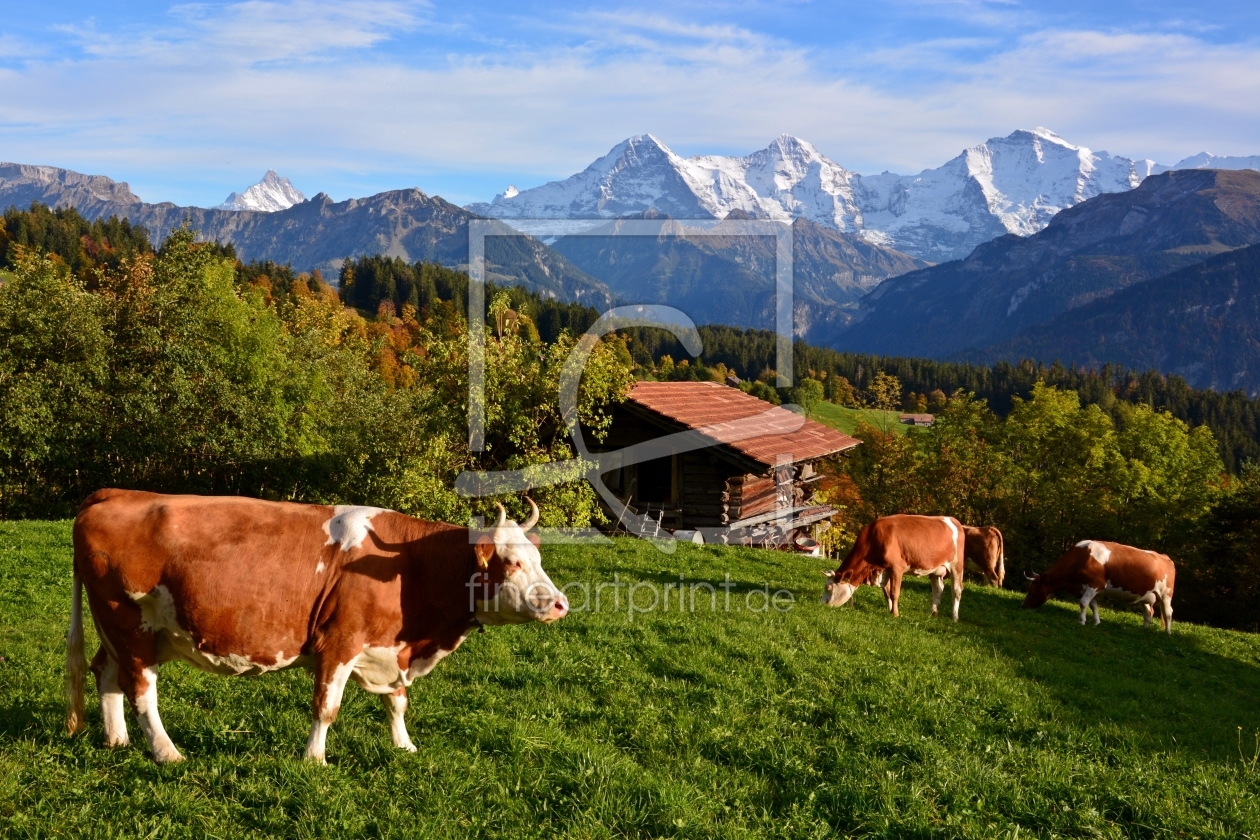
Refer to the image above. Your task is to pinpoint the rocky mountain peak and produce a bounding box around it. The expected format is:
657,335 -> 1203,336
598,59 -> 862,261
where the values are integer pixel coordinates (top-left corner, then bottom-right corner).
216,170 -> 306,212
469,129 -> 1181,261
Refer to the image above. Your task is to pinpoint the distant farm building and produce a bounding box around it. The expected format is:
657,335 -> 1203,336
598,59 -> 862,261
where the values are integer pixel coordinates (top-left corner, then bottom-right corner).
593,381 -> 859,545
899,413 -> 935,427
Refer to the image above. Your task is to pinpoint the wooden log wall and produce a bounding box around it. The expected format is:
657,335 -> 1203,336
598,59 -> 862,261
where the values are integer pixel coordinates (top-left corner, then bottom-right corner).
679,451 -> 733,527
727,475 -> 777,520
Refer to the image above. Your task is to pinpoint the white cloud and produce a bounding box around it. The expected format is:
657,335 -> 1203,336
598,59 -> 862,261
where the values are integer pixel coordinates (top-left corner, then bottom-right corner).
59,0 -> 427,63
1,3 -> 1258,205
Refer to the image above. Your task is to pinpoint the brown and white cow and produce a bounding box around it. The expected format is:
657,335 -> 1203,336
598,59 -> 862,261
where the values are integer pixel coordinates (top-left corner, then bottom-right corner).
66,489 -> 567,764
963,525 -> 1005,588
1023,540 -> 1175,632
821,514 -> 966,621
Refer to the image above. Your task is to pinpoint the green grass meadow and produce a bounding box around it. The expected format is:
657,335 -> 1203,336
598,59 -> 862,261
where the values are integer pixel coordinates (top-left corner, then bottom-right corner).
810,404 -> 908,437
2,520 -> 1260,838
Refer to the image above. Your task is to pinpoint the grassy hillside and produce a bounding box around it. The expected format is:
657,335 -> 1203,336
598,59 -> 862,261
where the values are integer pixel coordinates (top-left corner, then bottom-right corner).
2,520 -> 1259,837
810,402 -> 909,436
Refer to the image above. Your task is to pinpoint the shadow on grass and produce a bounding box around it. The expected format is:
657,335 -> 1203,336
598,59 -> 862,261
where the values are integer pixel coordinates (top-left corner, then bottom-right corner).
936,581 -> 1260,761
0,699 -> 66,746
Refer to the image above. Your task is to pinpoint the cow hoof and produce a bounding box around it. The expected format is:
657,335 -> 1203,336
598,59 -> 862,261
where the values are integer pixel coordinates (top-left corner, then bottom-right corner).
153,750 -> 185,765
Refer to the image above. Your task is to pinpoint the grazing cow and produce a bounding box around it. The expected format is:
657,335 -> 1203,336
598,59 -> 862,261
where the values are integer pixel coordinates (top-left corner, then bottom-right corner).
963,525 -> 1006,588
821,514 -> 966,621
66,489 -> 567,764
1023,540 -> 1175,633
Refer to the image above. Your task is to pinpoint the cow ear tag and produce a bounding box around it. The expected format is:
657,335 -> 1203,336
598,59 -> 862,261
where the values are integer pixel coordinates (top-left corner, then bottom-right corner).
475,535 -> 495,570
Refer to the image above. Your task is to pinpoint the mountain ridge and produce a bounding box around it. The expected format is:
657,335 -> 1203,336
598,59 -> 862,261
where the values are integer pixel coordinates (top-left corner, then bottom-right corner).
0,165 -> 615,307
965,242 -> 1260,395
467,128 -> 1246,262
834,168 -> 1260,359
548,209 -> 929,340
216,170 -> 305,212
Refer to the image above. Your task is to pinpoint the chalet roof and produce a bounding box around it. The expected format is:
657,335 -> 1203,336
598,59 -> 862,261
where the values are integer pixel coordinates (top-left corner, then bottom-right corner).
625,381 -> 859,470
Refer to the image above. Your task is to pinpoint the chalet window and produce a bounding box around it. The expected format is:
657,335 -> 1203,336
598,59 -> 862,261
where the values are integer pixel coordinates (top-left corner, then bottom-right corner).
636,455 -> 674,504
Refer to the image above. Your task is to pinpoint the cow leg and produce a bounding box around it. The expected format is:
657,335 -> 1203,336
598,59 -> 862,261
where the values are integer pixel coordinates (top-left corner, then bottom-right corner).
306,657 -> 355,764
929,574 -> 945,617
1079,587 -> 1097,625
875,570 -> 893,612
887,570 -> 904,618
120,662 -> 183,764
951,563 -> 963,623
1092,600 -> 1100,626
1142,603 -> 1154,627
90,647 -> 129,748
381,688 -> 417,752
1161,595 -> 1174,634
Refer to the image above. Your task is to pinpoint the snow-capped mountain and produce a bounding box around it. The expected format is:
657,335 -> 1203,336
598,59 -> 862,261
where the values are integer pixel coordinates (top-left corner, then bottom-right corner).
466,133 -> 864,230
854,128 -> 1160,260
467,135 -> 716,221
468,129 -> 1178,262
1162,152 -> 1260,173
216,170 -> 305,212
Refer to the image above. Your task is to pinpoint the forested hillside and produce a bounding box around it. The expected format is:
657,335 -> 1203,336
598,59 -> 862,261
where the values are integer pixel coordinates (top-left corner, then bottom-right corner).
3,208 -> 1260,628
548,211 -> 928,341
971,242 -> 1260,395
0,214 -> 632,524
618,323 -> 1260,472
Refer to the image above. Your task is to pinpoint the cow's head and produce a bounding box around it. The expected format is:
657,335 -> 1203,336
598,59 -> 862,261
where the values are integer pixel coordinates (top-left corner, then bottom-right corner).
472,499 -> 568,625
820,569 -> 858,607
1022,573 -> 1050,608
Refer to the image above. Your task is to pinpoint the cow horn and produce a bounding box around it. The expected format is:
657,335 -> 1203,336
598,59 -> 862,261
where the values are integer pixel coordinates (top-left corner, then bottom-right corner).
522,497 -> 540,531
495,503 -> 507,528
1024,572 -> 1037,581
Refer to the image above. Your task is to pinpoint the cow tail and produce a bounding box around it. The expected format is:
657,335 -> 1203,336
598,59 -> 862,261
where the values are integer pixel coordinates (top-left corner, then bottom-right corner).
66,574 -> 87,736
996,529 -> 1006,588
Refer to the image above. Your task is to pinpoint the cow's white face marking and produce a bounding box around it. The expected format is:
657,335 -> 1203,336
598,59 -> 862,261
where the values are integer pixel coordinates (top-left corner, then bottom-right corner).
822,578 -> 856,607
323,505 -> 388,552
1088,542 -> 1111,565
477,519 -> 566,625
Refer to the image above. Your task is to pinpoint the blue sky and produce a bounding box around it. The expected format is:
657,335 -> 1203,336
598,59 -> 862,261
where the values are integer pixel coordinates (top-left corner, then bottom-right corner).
1,1 -> 1258,207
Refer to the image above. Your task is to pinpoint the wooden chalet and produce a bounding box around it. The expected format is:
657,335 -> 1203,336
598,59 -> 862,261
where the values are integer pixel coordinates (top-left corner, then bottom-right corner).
593,381 -> 860,544
899,413 -> 935,427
